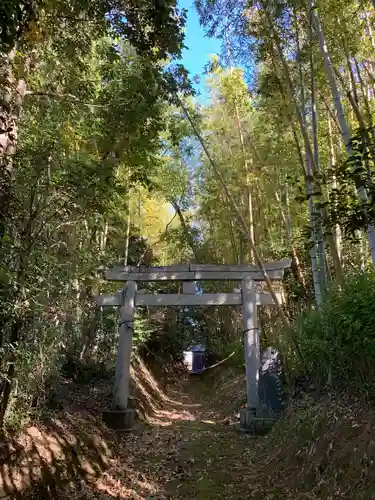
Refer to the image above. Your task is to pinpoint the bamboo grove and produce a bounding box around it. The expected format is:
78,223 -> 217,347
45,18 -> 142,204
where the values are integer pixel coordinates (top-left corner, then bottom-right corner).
194,0 -> 375,304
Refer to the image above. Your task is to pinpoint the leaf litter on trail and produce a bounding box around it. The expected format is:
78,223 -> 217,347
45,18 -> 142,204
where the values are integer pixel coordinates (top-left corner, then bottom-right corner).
4,363 -> 375,499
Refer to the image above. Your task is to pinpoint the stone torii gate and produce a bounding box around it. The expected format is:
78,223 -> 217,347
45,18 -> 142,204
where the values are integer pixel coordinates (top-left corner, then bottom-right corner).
97,260 -> 290,432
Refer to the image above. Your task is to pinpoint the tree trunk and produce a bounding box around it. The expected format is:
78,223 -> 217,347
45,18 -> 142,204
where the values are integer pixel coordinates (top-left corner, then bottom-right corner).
310,26 -> 327,289
227,219 -> 240,264
293,9 -> 325,302
124,196 -> 131,266
337,54 -> 375,169
178,96 -> 293,329
100,222 -> 109,252
0,318 -> 22,427
353,57 -> 375,142
306,154 -> 322,305
0,50 -> 29,240
171,199 -> 202,262
262,5 -> 344,284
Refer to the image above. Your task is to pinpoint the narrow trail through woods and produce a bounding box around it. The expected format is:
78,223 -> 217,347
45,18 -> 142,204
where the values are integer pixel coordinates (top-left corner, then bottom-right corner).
1,369 -> 265,500
3,366 -> 373,499
135,377 -> 255,499
95,373 -> 258,499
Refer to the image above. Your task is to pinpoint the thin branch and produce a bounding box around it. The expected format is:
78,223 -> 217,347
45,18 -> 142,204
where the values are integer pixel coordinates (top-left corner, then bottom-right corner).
317,89 -> 342,134
362,61 -> 375,85
48,15 -> 104,24
136,212 -> 178,266
170,198 -> 202,262
25,91 -> 130,109
201,349 -> 238,372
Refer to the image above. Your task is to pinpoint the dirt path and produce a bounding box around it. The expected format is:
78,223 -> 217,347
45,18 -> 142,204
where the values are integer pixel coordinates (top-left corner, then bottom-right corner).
130,377 -> 256,499
4,364 -> 375,499
1,371 -> 263,499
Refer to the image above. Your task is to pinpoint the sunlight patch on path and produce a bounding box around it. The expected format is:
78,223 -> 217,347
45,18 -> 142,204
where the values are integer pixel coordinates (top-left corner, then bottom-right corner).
148,407 -> 198,426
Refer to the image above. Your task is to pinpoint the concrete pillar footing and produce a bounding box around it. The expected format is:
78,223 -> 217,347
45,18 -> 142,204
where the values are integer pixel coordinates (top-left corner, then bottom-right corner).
102,408 -> 135,431
239,407 -> 276,435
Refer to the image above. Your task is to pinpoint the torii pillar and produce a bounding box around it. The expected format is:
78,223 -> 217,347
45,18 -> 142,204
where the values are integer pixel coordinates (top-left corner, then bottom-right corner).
240,279 -> 277,434
242,279 -> 260,412
102,281 -> 137,431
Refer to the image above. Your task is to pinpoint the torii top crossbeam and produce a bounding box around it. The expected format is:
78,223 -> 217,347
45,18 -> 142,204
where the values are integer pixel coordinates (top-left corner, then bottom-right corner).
103,259 -> 291,282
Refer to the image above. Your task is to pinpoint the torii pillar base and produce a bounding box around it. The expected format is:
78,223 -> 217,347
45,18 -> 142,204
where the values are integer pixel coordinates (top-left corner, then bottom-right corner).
102,408 -> 135,432
239,407 -> 276,435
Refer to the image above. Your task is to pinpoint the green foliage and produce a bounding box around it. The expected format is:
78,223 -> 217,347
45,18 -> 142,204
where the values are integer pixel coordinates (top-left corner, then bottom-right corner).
327,126 -> 375,239
134,310 -> 154,346
0,0 -> 196,429
0,0 -> 37,52
295,272 -> 375,396
1,0 -> 186,59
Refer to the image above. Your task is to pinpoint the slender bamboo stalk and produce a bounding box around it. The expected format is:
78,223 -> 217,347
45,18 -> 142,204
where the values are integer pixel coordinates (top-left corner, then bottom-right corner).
275,190 -> 307,292
327,115 -> 342,261
310,17 -> 327,289
309,0 -> 375,266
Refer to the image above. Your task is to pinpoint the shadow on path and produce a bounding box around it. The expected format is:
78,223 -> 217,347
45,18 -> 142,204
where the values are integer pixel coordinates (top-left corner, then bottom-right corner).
0,373 -> 254,499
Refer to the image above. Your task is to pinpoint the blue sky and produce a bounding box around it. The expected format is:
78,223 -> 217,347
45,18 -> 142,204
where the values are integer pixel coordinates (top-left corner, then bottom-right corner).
178,0 -> 222,103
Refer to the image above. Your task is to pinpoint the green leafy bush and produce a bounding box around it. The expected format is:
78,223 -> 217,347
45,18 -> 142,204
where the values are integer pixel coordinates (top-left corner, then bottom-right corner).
295,272 -> 375,397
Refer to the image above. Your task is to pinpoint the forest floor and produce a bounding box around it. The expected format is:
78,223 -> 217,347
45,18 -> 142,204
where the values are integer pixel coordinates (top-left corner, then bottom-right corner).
2,359 -> 375,499
0,363 -> 255,499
